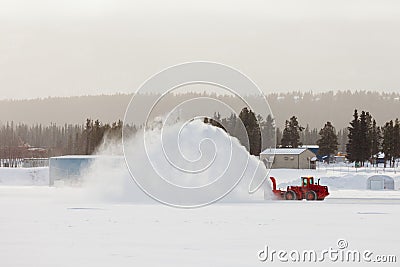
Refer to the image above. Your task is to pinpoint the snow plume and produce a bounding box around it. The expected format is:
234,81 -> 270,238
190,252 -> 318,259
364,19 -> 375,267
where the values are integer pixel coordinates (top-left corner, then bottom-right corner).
87,62 -> 276,207
83,119 -> 272,206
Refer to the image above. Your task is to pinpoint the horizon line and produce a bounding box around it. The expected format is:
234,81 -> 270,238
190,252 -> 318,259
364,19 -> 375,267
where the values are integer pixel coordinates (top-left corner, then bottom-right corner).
1,89 -> 400,101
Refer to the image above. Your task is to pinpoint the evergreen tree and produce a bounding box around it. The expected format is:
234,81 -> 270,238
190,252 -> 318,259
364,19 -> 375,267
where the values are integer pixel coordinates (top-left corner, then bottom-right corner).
382,120 -> 394,168
92,119 -> 101,153
280,116 -> 304,148
226,113 -> 237,134
346,109 -> 362,164
358,111 -> 371,166
84,119 -> 93,155
317,121 -> 338,157
260,114 -> 275,150
370,119 -> 381,165
393,119 -> 400,167
238,107 -> 261,155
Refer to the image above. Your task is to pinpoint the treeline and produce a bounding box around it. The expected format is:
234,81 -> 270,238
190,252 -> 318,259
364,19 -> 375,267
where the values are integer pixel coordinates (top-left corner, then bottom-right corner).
206,109 -> 347,156
0,119 -> 137,159
207,107 -> 400,168
205,108 -> 274,156
347,110 -> 400,167
267,108 -> 400,167
1,107 -> 398,166
80,119 -> 134,155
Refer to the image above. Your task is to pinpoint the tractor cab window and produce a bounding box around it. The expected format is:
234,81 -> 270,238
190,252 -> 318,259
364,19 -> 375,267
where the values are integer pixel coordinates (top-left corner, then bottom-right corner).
302,177 -> 314,186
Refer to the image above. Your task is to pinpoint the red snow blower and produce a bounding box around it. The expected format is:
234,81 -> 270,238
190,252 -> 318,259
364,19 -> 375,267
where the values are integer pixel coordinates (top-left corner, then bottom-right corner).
270,176 -> 329,200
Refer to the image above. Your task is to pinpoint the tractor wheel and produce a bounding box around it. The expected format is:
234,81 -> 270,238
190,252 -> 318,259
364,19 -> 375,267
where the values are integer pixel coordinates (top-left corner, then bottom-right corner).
305,190 -> 317,201
284,190 -> 297,200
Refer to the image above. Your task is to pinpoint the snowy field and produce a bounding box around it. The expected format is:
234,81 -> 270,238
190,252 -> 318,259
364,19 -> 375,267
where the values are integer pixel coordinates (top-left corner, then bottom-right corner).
0,166 -> 399,266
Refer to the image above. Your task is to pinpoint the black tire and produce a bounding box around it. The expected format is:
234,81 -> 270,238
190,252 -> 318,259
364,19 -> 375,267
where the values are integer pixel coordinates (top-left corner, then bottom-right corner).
305,190 -> 317,201
284,190 -> 297,200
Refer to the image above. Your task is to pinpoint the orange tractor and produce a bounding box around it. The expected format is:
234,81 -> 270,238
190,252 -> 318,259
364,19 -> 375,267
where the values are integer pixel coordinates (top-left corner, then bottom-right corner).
270,176 -> 329,201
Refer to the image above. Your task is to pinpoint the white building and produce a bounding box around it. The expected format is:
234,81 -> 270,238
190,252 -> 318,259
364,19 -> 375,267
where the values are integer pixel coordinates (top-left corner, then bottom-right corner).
260,148 -> 317,169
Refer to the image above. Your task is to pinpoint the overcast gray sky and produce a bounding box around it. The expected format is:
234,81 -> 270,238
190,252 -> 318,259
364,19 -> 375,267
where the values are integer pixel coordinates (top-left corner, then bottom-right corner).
1,0 -> 400,99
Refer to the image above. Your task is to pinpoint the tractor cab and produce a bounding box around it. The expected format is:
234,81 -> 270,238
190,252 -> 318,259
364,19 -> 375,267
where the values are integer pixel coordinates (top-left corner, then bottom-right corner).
301,177 -> 314,187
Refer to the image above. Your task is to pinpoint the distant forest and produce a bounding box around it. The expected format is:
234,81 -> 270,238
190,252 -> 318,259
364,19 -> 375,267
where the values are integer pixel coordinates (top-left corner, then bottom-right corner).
1,90 -> 400,129
0,90 -> 399,161
0,119 -> 137,162
0,111 -> 345,160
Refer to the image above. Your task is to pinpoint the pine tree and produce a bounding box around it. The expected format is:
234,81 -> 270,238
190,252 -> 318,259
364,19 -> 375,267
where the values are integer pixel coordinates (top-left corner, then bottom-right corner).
346,109 -> 361,164
393,119 -> 400,167
260,114 -> 275,150
317,121 -> 338,158
370,119 -> 381,166
359,111 -> 371,166
226,113 -> 237,134
238,107 -> 261,155
92,119 -> 102,153
280,116 -> 304,148
84,119 -> 93,155
382,120 -> 394,168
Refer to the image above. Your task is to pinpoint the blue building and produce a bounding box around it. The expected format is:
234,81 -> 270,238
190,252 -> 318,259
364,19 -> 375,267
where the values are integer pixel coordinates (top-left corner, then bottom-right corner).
300,145 -> 321,160
49,155 -> 124,186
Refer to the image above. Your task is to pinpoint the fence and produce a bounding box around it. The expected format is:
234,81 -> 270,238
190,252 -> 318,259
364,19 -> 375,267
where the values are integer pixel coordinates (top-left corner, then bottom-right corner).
316,161 -> 400,175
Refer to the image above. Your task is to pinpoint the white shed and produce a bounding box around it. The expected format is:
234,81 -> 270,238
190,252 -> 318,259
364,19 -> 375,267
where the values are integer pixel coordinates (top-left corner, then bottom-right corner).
260,148 -> 317,169
366,175 -> 394,190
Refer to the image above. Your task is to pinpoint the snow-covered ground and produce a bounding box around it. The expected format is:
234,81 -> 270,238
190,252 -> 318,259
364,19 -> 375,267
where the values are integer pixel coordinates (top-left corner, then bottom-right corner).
0,166 -> 399,266
0,167 -> 49,186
